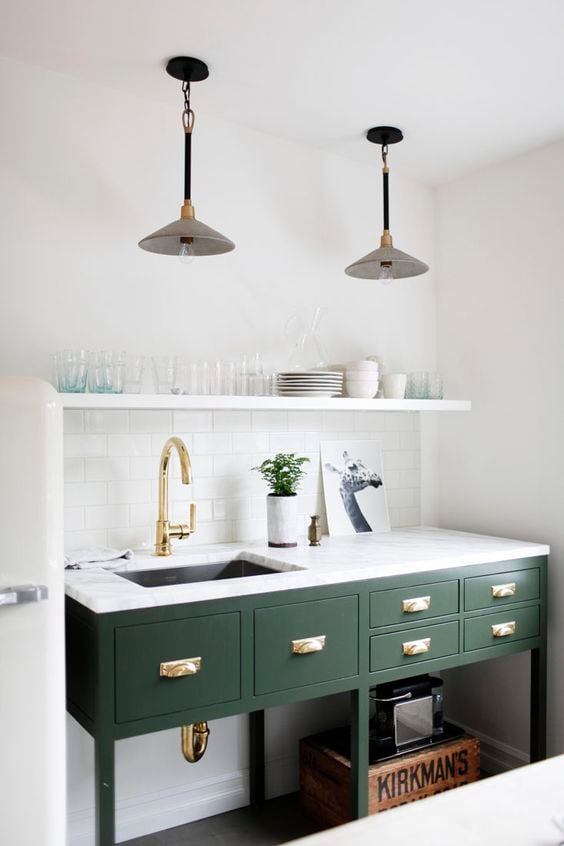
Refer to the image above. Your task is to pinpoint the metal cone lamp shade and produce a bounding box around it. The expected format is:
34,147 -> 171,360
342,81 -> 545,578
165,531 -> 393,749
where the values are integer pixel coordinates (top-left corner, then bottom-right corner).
345,127 -> 428,281
139,57 -> 235,259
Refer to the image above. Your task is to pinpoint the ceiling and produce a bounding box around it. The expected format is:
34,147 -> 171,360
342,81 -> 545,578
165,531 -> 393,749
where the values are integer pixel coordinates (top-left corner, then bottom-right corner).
2,0 -> 564,183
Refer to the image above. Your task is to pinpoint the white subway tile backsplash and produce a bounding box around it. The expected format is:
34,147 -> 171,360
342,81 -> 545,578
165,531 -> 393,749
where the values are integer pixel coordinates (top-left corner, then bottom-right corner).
252,411 -> 287,431
108,480 -> 151,505
64,434 -> 107,458
108,434 -> 151,457
174,410 -> 213,433
85,505 -> 129,530
131,410 -> 173,433
64,458 -> 84,483
233,432 -> 269,454
193,432 -> 232,455
85,457 -> 130,481
64,410 -> 422,549
85,410 -> 130,434
213,411 -> 252,432
63,410 -> 84,434
64,482 -> 107,507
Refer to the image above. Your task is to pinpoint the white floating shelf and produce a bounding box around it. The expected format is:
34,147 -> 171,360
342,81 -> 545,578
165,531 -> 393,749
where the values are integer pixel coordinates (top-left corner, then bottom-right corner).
61,394 -> 471,412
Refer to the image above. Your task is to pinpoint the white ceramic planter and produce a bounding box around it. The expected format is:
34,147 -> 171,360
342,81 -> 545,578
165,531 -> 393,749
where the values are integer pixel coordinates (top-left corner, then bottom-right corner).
266,494 -> 298,548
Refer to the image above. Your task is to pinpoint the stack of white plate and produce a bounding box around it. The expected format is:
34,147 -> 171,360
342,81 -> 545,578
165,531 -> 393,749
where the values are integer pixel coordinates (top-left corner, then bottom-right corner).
276,371 -> 343,397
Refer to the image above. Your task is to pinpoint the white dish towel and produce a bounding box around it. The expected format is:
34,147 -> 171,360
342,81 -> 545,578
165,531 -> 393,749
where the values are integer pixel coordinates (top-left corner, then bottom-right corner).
64,547 -> 134,570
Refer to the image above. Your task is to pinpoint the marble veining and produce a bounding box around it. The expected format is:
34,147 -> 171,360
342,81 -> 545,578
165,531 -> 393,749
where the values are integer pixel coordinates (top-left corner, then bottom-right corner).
64,527 -> 549,613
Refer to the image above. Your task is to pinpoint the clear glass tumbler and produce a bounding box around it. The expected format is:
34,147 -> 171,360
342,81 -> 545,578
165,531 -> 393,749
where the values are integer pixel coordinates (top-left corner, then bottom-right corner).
51,350 -> 89,393
427,373 -> 444,400
123,355 -> 145,394
88,351 -> 126,393
152,355 -> 177,394
406,371 -> 429,399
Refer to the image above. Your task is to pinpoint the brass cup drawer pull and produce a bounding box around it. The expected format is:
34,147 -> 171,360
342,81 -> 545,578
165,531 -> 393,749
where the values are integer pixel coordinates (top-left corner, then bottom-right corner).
402,595 -> 431,613
491,582 -> 516,598
491,621 -> 516,638
291,635 -> 326,655
160,657 -> 202,678
402,637 -> 431,656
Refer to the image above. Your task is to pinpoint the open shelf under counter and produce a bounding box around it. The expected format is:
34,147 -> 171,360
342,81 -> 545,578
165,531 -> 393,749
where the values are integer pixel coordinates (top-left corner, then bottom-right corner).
60,394 -> 471,412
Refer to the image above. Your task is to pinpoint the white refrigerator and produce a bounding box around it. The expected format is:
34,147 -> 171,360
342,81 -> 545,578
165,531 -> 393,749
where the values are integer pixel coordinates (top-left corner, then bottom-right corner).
0,378 -> 66,845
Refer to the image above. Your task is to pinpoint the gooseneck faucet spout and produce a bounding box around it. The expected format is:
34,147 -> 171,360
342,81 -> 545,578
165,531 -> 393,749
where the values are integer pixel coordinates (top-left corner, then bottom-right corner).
155,436 -> 196,556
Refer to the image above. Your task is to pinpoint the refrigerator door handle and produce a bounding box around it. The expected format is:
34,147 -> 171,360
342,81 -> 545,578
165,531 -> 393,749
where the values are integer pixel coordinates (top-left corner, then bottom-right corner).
0,584 -> 49,606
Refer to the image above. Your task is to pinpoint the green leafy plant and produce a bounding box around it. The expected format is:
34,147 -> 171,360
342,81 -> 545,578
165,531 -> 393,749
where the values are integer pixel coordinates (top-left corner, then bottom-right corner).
252,453 -> 310,496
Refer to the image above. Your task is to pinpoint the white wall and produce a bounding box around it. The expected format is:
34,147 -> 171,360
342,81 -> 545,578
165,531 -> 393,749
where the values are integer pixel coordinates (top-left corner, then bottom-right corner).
436,139 -> 564,758
0,55 -> 439,844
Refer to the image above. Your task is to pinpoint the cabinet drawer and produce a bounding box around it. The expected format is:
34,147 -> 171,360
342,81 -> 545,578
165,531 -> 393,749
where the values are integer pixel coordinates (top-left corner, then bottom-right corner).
464,568 -> 539,611
370,580 -> 458,628
115,612 -> 240,723
370,621 -> 459,672
464,606 -> 539,652
254,596 -> 358,696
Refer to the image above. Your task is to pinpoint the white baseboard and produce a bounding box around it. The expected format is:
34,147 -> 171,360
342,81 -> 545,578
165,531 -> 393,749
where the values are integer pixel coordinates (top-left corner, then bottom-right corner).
68,755 -> 299,846
452,721 -> 529,775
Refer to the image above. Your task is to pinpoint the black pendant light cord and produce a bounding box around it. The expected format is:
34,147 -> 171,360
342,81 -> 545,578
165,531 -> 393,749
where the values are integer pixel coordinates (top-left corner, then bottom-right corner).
382,144 -> 390,231
182,80 -> 193,201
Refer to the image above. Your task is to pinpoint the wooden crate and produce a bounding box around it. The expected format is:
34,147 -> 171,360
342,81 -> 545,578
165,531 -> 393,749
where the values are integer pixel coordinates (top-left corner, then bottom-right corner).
300,729 -> 480,826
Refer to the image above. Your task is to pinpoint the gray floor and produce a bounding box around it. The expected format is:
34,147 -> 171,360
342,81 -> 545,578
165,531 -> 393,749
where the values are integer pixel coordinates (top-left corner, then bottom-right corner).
124,794 -> 323,846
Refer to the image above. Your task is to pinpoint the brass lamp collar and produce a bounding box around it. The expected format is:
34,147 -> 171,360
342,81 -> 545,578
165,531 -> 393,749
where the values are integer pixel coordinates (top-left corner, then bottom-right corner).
380,230 -> 393,248
181,200 -> 195,219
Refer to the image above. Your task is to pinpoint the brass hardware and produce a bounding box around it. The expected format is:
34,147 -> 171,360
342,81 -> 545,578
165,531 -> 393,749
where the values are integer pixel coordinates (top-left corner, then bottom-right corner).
402,595 -> 431,613
308,515 -> 322,547
180,199 -> 195,219
491,582 -> 516,598
182,107 -> 195,134
181,722 -> 209,763
155,436 -> 196,556
491,621 -> 516,638
402,637 -> 431,656
380,230 -> 393,247
160,657 -> 202,677
291,635 -> 326,654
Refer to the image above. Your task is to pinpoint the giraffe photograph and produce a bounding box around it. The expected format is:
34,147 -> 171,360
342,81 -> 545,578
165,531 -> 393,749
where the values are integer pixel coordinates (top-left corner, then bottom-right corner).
321,441 -> 391,536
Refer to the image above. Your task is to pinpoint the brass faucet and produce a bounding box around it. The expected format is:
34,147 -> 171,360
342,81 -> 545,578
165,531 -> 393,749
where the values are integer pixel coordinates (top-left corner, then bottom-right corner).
155,436 -> 196,556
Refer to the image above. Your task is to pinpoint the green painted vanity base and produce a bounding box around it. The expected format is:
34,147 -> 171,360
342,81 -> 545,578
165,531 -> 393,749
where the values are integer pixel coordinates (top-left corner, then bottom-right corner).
65,555 -> 547,846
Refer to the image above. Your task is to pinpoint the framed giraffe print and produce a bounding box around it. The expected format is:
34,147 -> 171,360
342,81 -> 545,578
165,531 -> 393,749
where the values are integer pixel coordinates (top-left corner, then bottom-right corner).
321,440 -> 390,536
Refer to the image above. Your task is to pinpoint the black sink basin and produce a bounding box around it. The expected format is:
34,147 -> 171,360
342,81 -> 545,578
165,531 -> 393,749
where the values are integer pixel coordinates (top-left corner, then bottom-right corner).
116,559 -> 282,588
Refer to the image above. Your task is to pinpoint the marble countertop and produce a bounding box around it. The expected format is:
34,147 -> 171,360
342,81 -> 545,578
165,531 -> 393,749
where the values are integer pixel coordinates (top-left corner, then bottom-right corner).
291,754 -> 564,846
64,527 -> 549,614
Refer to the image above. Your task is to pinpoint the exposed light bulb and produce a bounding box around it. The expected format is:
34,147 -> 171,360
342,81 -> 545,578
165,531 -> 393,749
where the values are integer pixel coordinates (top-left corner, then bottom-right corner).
377,263 -> 394,285
179,241 -> 195,265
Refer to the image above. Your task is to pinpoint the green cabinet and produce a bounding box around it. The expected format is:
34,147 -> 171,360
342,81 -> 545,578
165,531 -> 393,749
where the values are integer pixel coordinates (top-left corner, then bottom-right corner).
464,566 -> 539,611
65,553 -> 547,846
369,620 -> 459,672
369,579 -> 459,628
464,605 -> 539,652
115,611 -> 241,723
254,595 -> 358,695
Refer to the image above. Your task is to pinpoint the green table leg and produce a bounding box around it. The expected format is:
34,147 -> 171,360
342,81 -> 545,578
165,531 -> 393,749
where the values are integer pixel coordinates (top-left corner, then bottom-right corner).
95,733 -> 115,846
350,688 -> 369,819
530,646 -> 547,762
249,710 -> 265,805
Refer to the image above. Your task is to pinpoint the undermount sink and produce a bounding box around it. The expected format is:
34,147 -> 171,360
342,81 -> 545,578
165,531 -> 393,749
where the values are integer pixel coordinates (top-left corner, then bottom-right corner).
116,559 -> 285,588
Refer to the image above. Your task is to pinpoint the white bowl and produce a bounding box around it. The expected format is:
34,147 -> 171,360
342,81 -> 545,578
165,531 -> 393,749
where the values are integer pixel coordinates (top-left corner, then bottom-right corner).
346,380 -> 379,398
345,371 -> 379,381
346,360 -> 380,372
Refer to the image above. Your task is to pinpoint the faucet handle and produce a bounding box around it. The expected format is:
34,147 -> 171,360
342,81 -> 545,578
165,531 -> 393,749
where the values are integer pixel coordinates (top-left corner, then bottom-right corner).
188,502 -> 196,534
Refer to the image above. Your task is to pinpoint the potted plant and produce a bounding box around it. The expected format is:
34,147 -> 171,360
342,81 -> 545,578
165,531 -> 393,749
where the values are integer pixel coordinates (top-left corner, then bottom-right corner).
252,453 -> 310,548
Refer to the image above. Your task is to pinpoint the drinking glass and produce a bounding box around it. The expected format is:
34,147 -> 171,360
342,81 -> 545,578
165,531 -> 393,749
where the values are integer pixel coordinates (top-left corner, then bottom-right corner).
222,361 -> 237,396
152,356 -> 177,394
123,355 -> 145,394
51,350 -> 88,393
88,351 -> 125,394
427,373 -> 444,400
198,360 -> 210,395
406,371 -> 429,399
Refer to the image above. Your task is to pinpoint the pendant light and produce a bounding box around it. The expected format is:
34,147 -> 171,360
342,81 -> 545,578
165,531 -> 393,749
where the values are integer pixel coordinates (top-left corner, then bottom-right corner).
139,57 -> 235,261
345,127 -> 428,282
